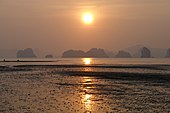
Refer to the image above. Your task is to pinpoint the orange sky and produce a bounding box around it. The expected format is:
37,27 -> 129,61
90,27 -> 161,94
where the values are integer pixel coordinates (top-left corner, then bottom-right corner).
0,0 -> 170,56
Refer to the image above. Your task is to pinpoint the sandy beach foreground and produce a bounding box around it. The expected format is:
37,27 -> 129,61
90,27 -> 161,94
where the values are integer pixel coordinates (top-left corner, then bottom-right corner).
0,64 -> 170,113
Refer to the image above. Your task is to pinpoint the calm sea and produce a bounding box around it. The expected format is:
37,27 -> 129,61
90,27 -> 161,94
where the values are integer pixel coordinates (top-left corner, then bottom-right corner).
1,58 -> 170,66
1,58 -> 170,74
1,58 -> 170,113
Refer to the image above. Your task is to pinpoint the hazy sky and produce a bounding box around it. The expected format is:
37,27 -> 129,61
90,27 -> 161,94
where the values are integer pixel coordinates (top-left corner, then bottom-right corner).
0,0 -> 170,56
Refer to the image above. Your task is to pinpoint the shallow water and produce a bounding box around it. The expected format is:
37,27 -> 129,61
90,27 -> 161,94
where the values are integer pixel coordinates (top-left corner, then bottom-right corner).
0,58 -> 170,113
1,58 -> 170,66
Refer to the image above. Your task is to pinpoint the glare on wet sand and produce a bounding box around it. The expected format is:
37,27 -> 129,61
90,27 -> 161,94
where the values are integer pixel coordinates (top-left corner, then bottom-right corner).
1,59 -> 170,113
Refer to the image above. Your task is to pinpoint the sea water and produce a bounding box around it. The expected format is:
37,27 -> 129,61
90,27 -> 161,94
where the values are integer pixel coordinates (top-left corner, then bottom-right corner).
0,58 -> 170,113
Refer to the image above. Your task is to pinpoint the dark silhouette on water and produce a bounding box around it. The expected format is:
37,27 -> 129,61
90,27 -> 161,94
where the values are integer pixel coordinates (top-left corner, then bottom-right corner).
45,54 -> 54,58
125,45 -> 167,58
141,47 -> 151,58
62,50 -> 85,58
62,48 -> 108,58
115,50 -> 132,58
17,48 -> 37,58
85,48 -> 108,58
165,48 -> 170,58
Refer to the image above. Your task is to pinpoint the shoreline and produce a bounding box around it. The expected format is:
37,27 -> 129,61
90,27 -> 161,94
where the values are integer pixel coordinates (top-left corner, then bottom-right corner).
1,63 -> 170,112
0,64 -> 170,82
0,60 -> 57,62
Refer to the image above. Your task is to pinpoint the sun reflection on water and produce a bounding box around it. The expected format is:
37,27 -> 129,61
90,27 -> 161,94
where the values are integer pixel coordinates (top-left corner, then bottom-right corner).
82,58 -> 92,65
83,67 -> 93,72
81,77 -> 93,112
84,94 -> 92,112
84,78 -> 92,84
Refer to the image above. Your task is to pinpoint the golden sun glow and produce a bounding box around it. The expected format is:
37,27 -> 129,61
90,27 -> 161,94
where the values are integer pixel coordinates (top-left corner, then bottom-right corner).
82,13 -> 94,24
81,77 -> 93,112
83,58 -> 92,65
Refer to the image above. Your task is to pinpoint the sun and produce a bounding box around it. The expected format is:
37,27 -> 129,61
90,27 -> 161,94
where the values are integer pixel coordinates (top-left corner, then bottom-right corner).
82,13 -> 94,24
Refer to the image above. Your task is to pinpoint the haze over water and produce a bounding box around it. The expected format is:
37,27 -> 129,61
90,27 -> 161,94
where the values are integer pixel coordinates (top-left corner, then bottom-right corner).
0,58 -> 170,112
1,0 -> 170,112
1,0 -> 170,57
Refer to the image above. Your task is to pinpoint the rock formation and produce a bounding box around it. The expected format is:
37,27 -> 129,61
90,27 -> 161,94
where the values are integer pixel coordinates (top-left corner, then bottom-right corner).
17,48 -> 37,58
62,50 -> 85,58
165,48 -> 170,58
115,50 -> 132,58
62,48 -> 108,58
85,48 -> 109,58
141,47 -> 151,58
45,54 -> 53,58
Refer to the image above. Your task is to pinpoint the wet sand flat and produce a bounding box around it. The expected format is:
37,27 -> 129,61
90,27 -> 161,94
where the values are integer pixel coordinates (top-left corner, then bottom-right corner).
0,65 -> 170,113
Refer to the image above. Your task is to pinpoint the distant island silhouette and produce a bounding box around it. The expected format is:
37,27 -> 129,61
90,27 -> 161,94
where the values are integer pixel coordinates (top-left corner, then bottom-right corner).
62,48 -> 108,58
17,48 -> 37,58
62,47 -> 170,58
115,50 -> 132,58
0,46 -> 168,58
165,48 -> 170,58
141,47 -> 151,58
45,54 -> 54,58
